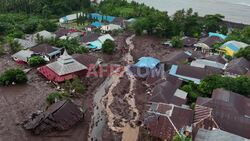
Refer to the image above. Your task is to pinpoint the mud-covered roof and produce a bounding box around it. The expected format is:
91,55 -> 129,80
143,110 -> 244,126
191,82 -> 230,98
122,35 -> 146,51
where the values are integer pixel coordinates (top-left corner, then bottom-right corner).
23,100 -> 83,135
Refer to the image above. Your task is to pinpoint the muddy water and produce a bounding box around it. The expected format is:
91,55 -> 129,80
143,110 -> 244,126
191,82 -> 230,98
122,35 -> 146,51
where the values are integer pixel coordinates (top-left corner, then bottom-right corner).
88,35 -> 140,141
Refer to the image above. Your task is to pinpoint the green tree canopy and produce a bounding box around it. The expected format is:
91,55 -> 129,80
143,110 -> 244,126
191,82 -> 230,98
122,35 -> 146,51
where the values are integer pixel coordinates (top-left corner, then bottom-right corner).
0,68 -> 28,86
28,56 -> 47,67
46,92 -> 70,105
171,36 -> 184,48
235,47 -> 250,61
102,39 -> 116,54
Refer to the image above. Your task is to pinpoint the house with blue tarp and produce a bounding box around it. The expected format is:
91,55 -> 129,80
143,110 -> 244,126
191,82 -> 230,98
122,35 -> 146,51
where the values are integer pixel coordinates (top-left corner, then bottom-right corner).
88,13 -> 116,23
87,34 -> 114,50
134,57 -> 160,69
220,40 -> 249,56
91,21 -> 103,28
208,32 -> 228,40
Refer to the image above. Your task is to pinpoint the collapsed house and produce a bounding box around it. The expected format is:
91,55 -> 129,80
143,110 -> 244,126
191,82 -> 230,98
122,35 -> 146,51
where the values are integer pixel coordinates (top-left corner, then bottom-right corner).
23,100 -> 83,135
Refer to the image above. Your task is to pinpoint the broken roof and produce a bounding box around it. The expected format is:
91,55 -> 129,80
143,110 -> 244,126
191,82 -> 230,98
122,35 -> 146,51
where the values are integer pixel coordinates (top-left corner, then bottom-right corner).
144,103 -> 193,140
47,50 -> 87,76
23,100 -> 83,135
194,88 -> 250,139
182,37 -> 198,47
196,36 -> 224,48
55,28 -> 71,38
225,57 -> 250,75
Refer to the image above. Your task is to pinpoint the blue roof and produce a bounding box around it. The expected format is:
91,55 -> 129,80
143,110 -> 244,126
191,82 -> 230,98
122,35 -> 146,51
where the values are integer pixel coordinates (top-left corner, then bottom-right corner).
89,13 -> 116,23
226,43 -> 240,52
134,57 -> 160,69
87,40 -> 102,49
91,21 -> 103,28
209,32 -> 227,40
63,17 -> 68,22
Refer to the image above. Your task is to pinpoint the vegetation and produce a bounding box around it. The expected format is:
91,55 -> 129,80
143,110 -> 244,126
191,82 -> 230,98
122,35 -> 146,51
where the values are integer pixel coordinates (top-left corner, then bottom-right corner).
9,40 -> 22,53
235,47 -> 250,61
226,26 -> 250,44
37,38 -> 89,54
63,78 -> 87,95
0,44 -> 4,56
171,36 -> 184,48
0,68 -> 28,86
28,56 -> 47,67
0,0 -> 91,17
46,92 -> 70,105
172,134 -> 192,141
181,75 -> 250,104
102,39 -> 116,54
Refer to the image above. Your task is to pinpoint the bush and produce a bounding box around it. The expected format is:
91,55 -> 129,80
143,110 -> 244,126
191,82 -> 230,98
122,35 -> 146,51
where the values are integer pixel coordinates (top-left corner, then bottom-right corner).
235,47 -> 250,61
0,69 -> 27,86
46,92 -> 70,105
0,44 -> 4,56
9,40 -> 22,53
63,78 -> 86,95
170,36 -> 184,48
28,56 -> 46,67
102,39 -> 115,54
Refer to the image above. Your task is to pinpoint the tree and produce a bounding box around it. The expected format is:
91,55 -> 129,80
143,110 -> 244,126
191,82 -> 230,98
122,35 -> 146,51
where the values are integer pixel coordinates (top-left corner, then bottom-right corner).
203,14 -> 226,33
63,77 -> 86,95
28,56 -> 46,67
46,92 -> 70,105
9,40 -> 22,53
171,36 -> 184,48
172,134 -> 192,141
235,47 -> 250,61
0,44 -> 4,56
102,39 -> 116,54
0,69 -> 28,86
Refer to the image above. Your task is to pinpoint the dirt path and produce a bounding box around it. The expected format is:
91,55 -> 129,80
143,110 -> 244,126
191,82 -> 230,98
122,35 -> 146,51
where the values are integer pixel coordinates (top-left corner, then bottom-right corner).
88,35 -> 140,141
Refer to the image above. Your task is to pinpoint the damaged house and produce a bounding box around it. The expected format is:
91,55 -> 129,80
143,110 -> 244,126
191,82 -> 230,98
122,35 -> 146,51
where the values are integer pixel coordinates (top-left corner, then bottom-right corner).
23,100 -> 83,135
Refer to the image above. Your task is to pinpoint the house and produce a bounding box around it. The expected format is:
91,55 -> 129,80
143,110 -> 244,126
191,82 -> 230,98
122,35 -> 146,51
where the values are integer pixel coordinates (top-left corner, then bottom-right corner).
190,59 -> 226,70
72,54 -> 102,68
134,57 -> 160,69
34,30 -> 56,40
195,128 -> 249,141
149,77 -> 187,106
38,50 -> 87,82
193,88 -> 250,139
80,33 -> 100,45
220,41 -> 248,56
161,51 -> 194,65
59,12 -> 84,23
87,34 -> 114,50
208,32 -> 228,40
23,100 -> 83,134
225,57 -> 250,76
55,28 -> 71,38
144,103 -> 193,141
182,37 -> 198,47
12,50 -> 34,64
14,38 -> 37,49
111,17 -> 126,28
203,55 -> 227,65
85,25 -> 96,32
194,36 -> 224,52
88,13 -> 115,22
91,21 -> 104,28
101,24 -> 122,32
30,44 -> 62,60
169,65 -> 207,84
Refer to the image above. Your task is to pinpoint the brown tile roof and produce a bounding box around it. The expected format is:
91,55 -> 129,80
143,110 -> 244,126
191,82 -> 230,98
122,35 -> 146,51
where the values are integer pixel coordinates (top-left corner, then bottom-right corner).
204,55 -> 227,64
183,37 -> 198,47
144,104 -> 193,140
176,65 -> 207,80
194,89 -> 250,139
162,51 -> 193,65
226,57 -> 250,75
198,36 -> 224,47
23,100 -> 83,134
55,28 -> 71,38
72,54 -> 99,67
30,43 -> 60,55
149,78 -> 186,106
80,33 -> 100,43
